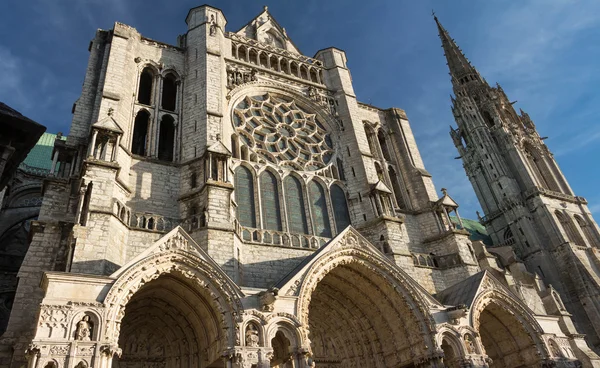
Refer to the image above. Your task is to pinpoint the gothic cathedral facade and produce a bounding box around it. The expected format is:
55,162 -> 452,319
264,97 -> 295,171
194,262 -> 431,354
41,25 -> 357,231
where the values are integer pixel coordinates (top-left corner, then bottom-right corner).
1,5 -> 600,368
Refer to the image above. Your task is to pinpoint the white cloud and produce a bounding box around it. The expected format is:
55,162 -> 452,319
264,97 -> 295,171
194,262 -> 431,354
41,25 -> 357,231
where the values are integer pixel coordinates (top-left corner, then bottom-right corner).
0,46 -> 29,109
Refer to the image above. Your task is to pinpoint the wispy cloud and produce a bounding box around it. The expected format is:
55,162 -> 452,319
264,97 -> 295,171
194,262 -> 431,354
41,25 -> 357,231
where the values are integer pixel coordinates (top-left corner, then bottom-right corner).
0,45 -> 30,109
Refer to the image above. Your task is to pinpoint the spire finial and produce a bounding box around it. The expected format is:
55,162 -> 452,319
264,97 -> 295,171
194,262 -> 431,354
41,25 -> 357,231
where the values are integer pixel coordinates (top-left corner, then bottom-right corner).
263,5 -> 268,11
434,14 -> 482,85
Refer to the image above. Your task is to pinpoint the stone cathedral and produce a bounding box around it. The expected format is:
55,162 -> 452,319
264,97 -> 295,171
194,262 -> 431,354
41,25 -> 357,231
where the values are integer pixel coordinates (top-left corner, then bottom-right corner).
2,5 -> 600,368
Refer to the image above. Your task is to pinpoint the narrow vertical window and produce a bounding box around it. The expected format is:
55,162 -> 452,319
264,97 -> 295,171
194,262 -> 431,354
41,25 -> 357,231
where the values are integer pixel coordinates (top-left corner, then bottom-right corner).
575,215 -> 598,247
284,176 -> 308,234
556,211 -> 585,246
235,166 -> 256,228
138,67 -> 154,105
364,125 -> 378,157
330,184 -> 351,233
132,110 -> 150,156
161,73 -> 177,111
158,115 -> 175,161
388,166 -> 406,209
260,171 -> 282,231
309,181 -> 332,238
377,130 -> 391,161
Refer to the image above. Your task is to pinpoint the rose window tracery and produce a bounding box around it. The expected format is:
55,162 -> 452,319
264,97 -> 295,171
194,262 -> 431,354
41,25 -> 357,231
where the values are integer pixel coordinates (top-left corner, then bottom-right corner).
233,94 -> 333,170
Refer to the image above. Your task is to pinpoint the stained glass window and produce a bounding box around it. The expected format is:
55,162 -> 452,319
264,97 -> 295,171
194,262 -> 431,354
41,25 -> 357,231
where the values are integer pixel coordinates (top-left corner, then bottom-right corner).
309,181 -> 332,237
284,176 -> 308,234
330,184 -> 351,232
235,166 -> 256,227
260,171 -> 282,231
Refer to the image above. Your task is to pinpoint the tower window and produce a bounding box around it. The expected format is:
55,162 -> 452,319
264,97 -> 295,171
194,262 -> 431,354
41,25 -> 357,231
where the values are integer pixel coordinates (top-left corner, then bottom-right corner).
132,110 -> 150,156
158,115 -> 175,161
162,73 -> 177,111
137,67 -> 154,105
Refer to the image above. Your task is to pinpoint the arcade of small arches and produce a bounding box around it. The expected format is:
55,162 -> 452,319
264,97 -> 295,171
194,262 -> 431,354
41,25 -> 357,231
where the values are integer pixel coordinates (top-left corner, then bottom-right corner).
362,121 -> 409,211
131,66 -> 181,161
230,41 -> 324,85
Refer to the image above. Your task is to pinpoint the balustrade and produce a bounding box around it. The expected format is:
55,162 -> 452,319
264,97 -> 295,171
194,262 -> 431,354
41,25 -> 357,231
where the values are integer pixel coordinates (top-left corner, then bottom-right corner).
234,220 -> 328,249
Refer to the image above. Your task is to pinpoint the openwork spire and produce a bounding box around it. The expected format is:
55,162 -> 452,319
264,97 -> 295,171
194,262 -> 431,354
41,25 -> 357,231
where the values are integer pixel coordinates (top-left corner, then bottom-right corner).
434,15 -> 477,82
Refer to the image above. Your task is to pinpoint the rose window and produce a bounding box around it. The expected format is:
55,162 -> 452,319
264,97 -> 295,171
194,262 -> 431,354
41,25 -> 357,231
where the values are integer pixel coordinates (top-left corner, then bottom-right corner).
233,94 -> 333,170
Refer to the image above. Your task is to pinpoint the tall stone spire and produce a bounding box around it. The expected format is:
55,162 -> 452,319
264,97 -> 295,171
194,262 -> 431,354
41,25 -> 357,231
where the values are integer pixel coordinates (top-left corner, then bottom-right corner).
434,15 -> 479,84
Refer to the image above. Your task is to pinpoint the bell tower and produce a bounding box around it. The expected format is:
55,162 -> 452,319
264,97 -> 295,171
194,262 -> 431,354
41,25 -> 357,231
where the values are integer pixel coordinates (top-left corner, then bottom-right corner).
436,15 -> 600,349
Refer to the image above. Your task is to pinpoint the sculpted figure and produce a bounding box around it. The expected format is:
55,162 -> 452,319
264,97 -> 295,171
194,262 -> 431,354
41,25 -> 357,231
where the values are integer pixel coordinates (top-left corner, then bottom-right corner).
245,324 -> 260,347
75,316 -> 92,341
464,334 -> 476,354
209,15 -> 217,36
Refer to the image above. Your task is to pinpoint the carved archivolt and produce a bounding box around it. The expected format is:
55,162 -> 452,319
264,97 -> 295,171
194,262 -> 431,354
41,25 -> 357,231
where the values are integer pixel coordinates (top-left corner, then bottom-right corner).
102,250 -> 243,344
292,232 -> 441,361
470,287 -> 549,359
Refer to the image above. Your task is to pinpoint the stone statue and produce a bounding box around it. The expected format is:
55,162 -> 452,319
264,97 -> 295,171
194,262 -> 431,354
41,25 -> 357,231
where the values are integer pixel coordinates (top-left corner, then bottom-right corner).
245,324 -> 260,347
75,316 -> 92,341
464,334 -> 476,354
209,15 -> 217,36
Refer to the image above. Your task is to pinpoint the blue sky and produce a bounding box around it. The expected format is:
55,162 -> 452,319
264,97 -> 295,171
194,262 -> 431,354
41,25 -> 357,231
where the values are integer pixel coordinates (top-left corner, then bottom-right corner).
1,0 -> 600,219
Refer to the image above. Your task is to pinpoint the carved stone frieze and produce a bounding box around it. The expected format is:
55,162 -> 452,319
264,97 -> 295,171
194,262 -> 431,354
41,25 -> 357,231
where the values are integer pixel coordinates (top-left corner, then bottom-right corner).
227,66 -> 258,89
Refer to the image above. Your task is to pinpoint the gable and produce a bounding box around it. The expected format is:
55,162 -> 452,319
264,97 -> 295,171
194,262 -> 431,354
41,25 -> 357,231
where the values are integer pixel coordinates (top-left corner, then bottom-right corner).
92,115 -> 123,134
236,7 -> 301,54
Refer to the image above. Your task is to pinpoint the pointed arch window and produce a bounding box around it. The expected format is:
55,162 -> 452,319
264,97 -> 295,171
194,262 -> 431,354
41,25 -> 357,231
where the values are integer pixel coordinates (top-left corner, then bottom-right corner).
158,115 -> 175,161
575,215 -> 598,247
364,125 -> 378,157
309,181 -> 331,238
235,166 -> 256,228
138,67 -> 154,105
260,171 -> 282,231
555,211 -> 585,246
284,176 -> 308,235
132,110 -> 150,156
377,130 -> 391,161
161,73 -> 177,111
388,166 -> 406,209
330,184 -> 351,233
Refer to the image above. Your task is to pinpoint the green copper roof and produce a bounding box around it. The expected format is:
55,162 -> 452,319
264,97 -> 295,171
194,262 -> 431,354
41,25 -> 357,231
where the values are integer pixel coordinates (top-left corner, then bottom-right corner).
21,133 -> 66,170
450,216 -> 493,246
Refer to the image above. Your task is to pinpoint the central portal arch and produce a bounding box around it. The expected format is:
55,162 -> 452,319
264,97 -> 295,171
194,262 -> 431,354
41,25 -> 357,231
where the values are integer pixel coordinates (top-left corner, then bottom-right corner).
297,247 -> 440,368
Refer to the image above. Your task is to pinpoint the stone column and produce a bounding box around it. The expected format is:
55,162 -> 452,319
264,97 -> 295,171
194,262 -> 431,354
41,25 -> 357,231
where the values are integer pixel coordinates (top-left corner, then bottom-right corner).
25,344 -> 40,368
88,130 -> 98,158
50,150 -> 60,175
112,135 -> 121,162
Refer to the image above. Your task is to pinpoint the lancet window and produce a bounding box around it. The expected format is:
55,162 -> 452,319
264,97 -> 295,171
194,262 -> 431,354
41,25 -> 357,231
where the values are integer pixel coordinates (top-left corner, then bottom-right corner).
133,66 -> 180,160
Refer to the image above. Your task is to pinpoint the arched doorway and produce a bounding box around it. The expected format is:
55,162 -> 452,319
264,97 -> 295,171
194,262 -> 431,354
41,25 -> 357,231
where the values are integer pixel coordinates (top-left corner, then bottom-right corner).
301,253 -> 437,367
439,332 -> 464,368
474,296 -> 545,368
114,275 -> 224,367
104,249 -> 243,368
